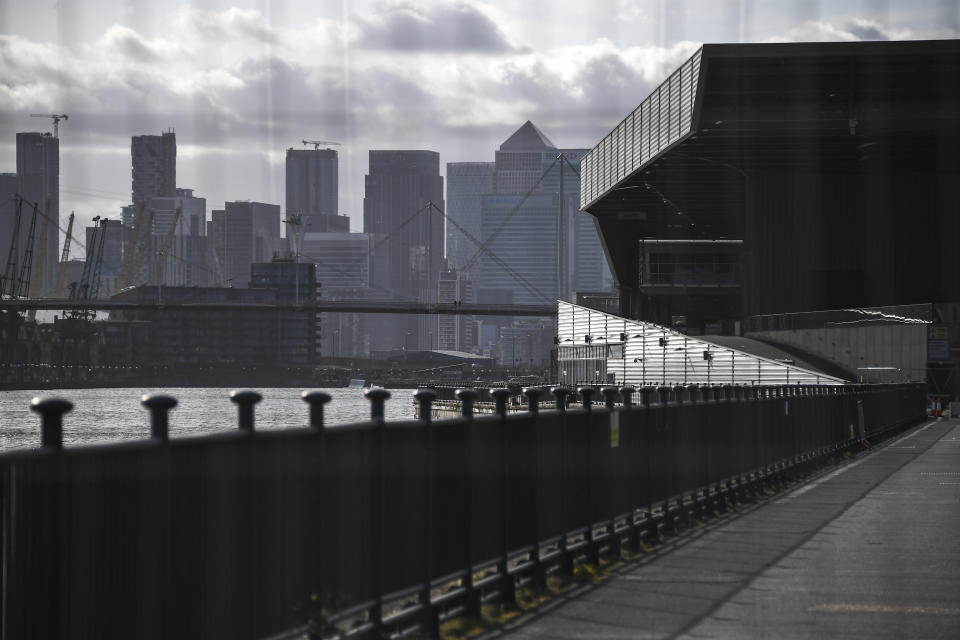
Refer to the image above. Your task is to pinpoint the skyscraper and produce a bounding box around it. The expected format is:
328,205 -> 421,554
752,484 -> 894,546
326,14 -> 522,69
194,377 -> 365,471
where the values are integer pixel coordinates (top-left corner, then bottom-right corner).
131,131 -> 176,206
15,132 -> 59,296
445,162 -> 494,277
285,147 -> 349,233
363,150 -> 444,351
208,201 -> 281,288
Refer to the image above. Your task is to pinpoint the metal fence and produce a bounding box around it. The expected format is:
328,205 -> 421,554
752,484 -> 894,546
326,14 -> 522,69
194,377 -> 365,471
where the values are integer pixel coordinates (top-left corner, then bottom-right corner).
1,383 -> 925,639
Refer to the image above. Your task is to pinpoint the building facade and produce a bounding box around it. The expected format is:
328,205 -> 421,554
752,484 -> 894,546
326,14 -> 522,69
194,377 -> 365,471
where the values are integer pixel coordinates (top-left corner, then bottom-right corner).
445,162 -> 494,277
15,132 -> 60,296
131,131 -> 176,207
285,147 -> 349,233
208,201 -> 281,288
363,150 -> 444,352
437,269 -> 475,352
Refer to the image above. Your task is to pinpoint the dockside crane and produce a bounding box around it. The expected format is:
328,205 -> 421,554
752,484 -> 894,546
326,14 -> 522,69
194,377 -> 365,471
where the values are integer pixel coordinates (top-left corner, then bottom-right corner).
118,203 -> 145,289
15,199 -> 40,299
30,114 -> 68,137
301,140 -> 341,150
28,196 -> 52,299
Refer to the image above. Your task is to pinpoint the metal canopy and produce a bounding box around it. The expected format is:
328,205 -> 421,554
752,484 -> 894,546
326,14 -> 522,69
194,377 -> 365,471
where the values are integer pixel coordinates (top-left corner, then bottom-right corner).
582,40 -> 960,240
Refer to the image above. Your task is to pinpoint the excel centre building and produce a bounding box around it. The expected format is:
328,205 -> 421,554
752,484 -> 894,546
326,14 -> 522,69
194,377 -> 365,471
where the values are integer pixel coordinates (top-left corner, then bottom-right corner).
558,40 -> 960,397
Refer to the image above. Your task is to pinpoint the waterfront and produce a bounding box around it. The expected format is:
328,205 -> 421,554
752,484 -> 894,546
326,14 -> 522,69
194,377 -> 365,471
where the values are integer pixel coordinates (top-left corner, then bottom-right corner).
0,387 -> 414,451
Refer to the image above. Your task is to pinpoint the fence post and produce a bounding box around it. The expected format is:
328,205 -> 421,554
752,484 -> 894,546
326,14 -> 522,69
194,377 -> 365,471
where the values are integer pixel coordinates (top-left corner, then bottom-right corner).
229,390 -> 262,432
489,388 -> 515,606
579,386 -> 596,411
455,389 -> 481,618
363,387 -> 391,632
141,393 -> 177,441
551,386 -> 570,412
523,387 -> 543,414
301,391 -> 332,428
411,389 -> 439,636
30,396 -> 72,450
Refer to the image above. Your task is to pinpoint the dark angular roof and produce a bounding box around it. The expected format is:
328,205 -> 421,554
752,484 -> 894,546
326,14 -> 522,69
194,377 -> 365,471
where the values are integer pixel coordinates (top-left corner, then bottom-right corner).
500,120 -> 557,151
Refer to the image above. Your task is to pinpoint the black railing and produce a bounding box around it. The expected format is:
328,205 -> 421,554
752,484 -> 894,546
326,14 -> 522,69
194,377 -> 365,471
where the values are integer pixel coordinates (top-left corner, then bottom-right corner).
0,383 -> 926,639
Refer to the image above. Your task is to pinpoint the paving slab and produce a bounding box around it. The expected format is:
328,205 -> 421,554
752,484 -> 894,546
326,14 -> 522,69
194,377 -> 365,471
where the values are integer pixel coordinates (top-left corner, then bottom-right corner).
495,418 -> 959,639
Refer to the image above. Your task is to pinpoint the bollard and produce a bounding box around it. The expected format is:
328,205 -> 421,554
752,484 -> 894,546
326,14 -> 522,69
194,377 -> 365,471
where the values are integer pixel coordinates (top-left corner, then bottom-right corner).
456,388 -> 479,419
413,389 -> 438,422
365,387 -> 391,421
601,386 -> 618,408
141,393 -> 177,441
674,384 -> 686,404
578,386 -> 596,410
230,390 -> 263,432
490,388 -> 511,416
620,385 -> 636,409
302,391 -> 332,428
551,386 -> 571,412
30,396 -> 72,450
522,387 -> 543,414
686,384 -> 701,404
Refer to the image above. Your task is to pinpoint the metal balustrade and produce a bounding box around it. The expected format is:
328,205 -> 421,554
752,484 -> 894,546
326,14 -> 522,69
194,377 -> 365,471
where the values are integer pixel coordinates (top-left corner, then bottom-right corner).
0,383 -> 926,639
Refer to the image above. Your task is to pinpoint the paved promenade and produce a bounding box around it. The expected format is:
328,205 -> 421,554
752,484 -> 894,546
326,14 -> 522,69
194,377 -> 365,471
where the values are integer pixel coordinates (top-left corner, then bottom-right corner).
496,418 -> 960,639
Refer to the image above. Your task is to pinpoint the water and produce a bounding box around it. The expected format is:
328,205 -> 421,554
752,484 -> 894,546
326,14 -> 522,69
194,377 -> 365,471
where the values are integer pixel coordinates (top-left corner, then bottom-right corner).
0,387 -> 414,451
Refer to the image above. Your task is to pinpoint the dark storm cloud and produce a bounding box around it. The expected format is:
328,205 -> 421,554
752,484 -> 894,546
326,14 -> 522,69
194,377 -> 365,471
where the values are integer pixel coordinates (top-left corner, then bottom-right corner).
353,2 -> 526,53
845,20 -> 891,40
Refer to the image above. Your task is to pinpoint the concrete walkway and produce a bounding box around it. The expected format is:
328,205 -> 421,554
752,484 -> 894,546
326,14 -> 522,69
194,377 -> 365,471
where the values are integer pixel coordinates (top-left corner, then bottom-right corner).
496,418 -> 960,639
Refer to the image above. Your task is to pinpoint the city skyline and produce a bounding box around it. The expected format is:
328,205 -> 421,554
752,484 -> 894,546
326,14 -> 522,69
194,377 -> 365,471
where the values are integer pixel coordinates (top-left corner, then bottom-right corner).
1,1 -> 957,234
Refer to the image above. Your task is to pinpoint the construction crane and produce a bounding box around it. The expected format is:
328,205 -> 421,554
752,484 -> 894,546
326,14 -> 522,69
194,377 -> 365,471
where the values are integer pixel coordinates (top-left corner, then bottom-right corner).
16,200 -> 40,299
301,140 -> 341,150
128,209 -> 155,287
28,196 -> 52,299
30,114 -> 68,137
55,212 -> 75,295
154,206 -> 182,285
118,203 -> 146,289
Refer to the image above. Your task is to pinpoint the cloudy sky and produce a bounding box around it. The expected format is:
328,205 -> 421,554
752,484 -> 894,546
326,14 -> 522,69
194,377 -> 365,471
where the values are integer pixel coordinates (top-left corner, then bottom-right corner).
1,0 -> 957,236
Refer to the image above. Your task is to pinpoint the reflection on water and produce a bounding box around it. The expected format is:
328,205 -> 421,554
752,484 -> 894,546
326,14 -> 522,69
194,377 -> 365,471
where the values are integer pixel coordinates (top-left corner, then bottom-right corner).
0,387 -> 414,451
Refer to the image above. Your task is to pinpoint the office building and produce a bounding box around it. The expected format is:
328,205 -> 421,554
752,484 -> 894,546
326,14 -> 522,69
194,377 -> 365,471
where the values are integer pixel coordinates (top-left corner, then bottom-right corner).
0,173 -> 18,286
286,147 -> 349,233
208,201 -> 281,288
437,269 -> 475,352
14,132 -> 60,296
445,162 -> 494,276
300,231 -> 373,357
250,259 -> 318,365
131,131 -> 176,206
363,150 -> 444,352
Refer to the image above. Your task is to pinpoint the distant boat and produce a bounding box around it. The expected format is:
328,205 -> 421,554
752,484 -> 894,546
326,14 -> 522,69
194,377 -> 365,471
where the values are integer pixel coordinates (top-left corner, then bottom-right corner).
348,378 -> 365,389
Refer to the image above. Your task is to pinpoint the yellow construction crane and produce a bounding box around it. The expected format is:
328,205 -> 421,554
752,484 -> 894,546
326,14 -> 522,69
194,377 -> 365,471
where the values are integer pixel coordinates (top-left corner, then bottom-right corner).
154,205 -> 182,285
301,140 -> 341,150
30,114 -> 68,137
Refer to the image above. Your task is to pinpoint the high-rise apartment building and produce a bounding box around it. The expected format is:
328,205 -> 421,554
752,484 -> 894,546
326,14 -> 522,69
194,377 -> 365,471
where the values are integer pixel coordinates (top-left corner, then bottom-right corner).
131,131 -> 176,206
15,132 -> 60,296
208,201 -> 281,288
445,162 -> 494,277
363,151 -> 444,352
285,147 -> 349,233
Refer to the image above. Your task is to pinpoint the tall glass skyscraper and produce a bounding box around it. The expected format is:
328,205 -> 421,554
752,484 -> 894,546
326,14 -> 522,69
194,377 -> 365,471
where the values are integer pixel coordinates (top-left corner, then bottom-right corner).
285,147 -> 349,233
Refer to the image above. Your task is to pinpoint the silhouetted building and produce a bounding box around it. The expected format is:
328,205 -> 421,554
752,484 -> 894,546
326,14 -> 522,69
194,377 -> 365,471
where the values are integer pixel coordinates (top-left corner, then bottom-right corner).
131,131 -> 176,206
0,173 -> 18,283
285,146 -> 349,233
208,201 -> 281,288
250,259 -> 318,365
580,40 -> 960,332
445,162 -> 493,277
15,132 -> 59,296
437,269 -> 475,352
363,150 -> 444,352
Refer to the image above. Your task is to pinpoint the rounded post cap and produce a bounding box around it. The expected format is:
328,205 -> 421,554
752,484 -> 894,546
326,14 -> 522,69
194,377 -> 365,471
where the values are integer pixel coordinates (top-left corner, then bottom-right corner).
230,389 -> 263,405
577,386 -> 597,398
619,385 -> 637,394
601,386 -> 619,396
301,391 -> 332,405
141,393 -> 178,411
522,387 -> 543,399
412,388 -> 438,402
364,388 -> 391,401
30,396 -> 73,415
489,388 -> 512,400
455,388 -> 479,401
550,385 -> 571,398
